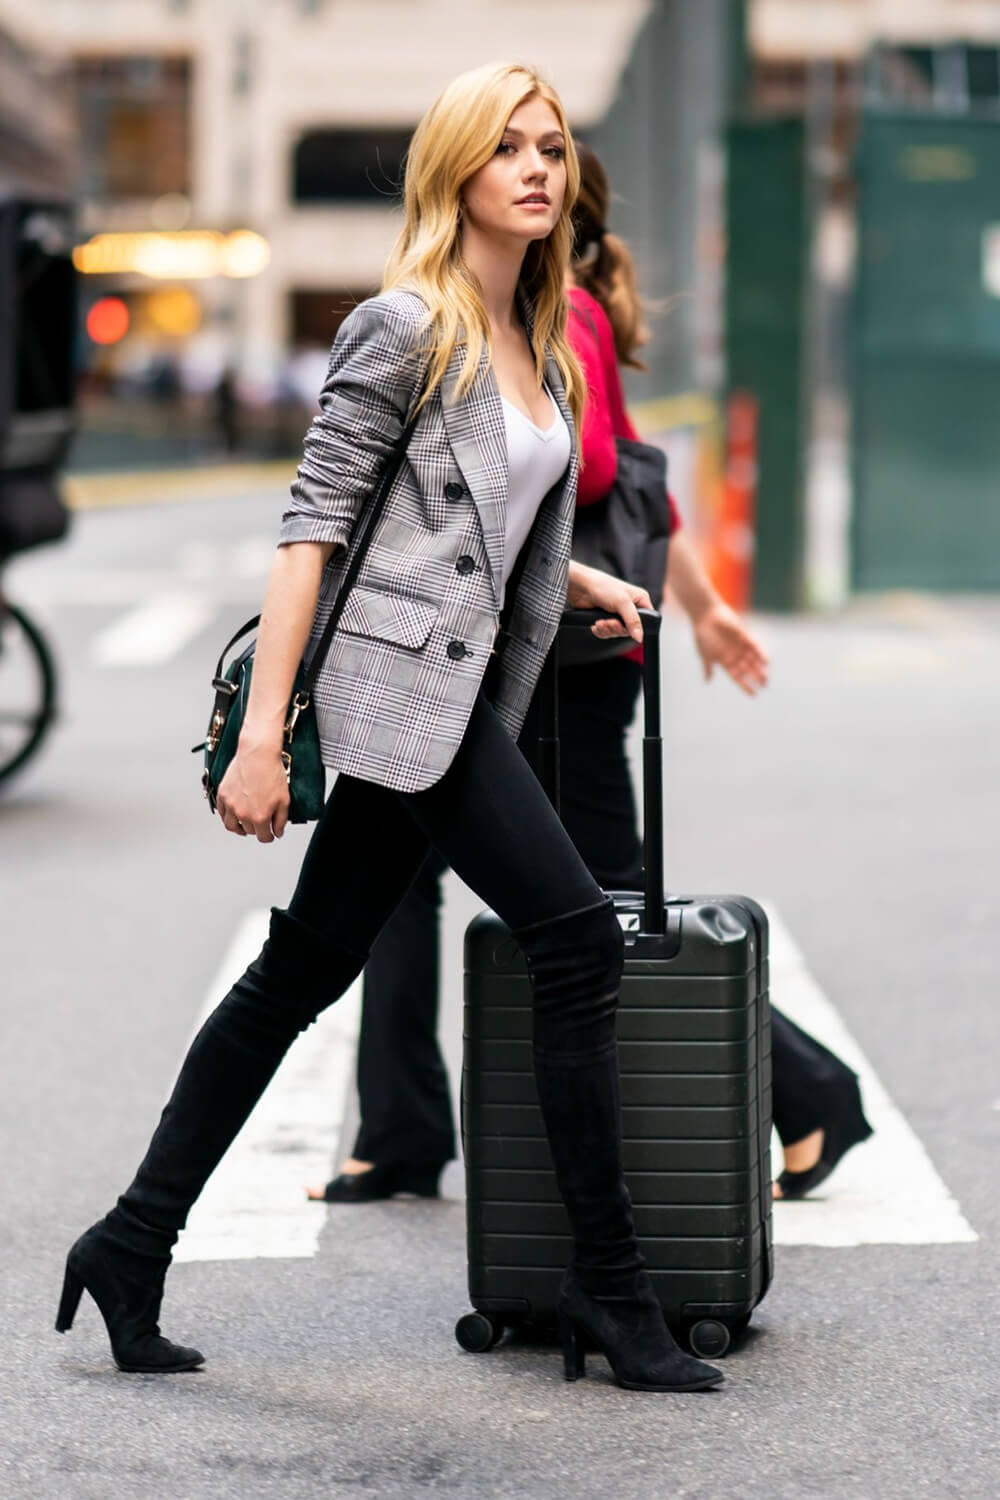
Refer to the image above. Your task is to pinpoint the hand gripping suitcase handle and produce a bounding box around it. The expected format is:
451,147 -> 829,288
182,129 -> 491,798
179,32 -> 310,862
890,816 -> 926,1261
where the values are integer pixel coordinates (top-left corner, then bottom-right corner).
551,609 -> 665,935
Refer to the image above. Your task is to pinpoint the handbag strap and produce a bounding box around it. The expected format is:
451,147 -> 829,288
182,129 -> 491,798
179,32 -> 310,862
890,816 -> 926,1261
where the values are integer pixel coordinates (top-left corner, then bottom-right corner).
298,408 -> 419,698
213,615 -> 260,683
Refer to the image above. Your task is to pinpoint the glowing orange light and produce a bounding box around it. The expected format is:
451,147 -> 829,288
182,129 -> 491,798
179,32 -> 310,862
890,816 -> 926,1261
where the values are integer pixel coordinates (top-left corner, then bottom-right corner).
87,296 -> 130,345
145,286 -> 202,336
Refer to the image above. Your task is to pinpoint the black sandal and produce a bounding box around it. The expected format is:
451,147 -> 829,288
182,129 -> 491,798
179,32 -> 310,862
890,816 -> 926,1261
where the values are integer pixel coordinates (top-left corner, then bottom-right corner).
777,1076 -> 874,1201
309,1161 -> 445,1204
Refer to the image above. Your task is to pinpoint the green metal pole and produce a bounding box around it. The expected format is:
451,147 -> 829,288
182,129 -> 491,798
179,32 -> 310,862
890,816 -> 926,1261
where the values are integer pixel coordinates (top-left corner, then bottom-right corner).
727,0 -> 750,116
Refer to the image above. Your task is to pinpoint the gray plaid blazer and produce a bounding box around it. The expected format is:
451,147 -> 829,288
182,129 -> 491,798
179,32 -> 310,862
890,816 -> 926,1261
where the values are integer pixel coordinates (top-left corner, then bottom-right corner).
278,287 -> 578,793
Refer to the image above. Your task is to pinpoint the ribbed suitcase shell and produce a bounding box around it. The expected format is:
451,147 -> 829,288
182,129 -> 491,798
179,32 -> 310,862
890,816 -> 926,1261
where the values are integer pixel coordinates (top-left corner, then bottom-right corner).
459,611 -> 772,1352
462,894 -> 772,1341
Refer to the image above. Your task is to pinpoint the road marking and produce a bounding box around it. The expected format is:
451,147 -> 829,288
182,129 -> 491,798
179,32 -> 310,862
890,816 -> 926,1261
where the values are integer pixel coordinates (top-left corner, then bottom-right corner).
91,590 -> 216,666
175,910 -> 361,1263
768,905 -> 977,1247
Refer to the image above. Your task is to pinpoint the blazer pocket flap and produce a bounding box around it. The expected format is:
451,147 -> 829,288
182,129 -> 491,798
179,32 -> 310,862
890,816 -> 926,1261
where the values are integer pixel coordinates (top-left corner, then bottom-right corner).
338,586 -> 439,650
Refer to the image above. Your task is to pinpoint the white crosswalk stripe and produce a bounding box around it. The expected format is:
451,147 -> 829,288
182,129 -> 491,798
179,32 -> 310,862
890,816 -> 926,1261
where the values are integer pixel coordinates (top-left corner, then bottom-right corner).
175,911 -> 361,1263
8,538 -> 275,668
767,905 -> 977,1247
91,591 -> 218,666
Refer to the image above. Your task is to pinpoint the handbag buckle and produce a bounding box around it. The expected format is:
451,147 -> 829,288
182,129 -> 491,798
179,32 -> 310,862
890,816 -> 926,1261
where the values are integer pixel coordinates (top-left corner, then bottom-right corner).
284,690 -> 310,741
211,676 -> 239,696
201,768 -> 218,813
206,707 -> 227,754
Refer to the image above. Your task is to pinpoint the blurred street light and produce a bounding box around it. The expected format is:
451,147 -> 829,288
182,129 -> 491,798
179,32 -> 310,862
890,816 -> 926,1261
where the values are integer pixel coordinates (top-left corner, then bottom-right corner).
85,295 -> 129,345
218,229 -> 271,279
145,285 -> 201,336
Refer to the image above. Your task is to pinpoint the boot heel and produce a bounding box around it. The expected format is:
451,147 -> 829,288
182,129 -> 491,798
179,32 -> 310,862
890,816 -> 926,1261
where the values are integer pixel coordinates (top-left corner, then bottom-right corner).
558,1311 -> 586,1381
55,1263 -> 84,1333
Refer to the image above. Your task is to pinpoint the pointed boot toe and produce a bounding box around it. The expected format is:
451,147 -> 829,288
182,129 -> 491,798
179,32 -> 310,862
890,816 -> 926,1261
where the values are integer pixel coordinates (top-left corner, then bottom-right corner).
558,1270 -> 726,1394
112,1334 -> 205,1375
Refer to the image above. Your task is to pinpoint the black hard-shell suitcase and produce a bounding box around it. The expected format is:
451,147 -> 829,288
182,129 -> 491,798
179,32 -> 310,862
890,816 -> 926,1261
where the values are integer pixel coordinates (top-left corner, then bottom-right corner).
458,609 -> 772,1360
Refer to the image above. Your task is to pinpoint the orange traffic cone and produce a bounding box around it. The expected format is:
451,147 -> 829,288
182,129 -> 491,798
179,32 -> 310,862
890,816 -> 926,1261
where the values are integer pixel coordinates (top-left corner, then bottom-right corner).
706,391 -> 757,611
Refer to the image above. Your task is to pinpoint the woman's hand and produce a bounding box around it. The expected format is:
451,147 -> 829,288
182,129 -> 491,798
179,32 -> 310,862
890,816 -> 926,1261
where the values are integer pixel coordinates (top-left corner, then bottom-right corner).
214,540 -> 331,843
216,734 -> 291,843
691,600 -> 770,696
566,561 -> 653,643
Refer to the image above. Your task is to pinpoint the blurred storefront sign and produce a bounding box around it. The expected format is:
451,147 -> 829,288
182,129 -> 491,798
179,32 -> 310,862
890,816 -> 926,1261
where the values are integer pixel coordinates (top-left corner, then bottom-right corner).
72,229 -> 270,280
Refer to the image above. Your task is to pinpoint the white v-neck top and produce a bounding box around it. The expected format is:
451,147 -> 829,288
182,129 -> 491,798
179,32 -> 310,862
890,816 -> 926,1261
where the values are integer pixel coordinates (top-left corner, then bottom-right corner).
499,384 -> 571,604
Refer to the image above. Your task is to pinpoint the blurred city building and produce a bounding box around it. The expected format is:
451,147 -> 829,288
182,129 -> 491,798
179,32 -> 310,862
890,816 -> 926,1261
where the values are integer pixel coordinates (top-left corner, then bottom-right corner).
3,0 -> 1000,602
5,0 -> 652,467
0,12 -> 74,198
727,0 -> 1000,603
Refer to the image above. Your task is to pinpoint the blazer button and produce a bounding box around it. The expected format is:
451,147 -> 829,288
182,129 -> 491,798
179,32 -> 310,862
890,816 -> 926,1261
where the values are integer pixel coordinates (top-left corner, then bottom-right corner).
455,555 -> 476,575
444,481 -> 464,500
446,640 -> 468,661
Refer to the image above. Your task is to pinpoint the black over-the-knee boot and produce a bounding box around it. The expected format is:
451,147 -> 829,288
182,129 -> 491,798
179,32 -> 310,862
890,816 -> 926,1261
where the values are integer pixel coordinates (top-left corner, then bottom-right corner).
514,898 -> 723,1392
56,908 -> 367,1372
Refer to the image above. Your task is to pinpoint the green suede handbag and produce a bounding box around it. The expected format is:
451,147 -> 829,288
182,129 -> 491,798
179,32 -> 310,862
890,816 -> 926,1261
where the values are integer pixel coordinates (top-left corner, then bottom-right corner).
195,415 -> 418,823
196,618 -> 327,823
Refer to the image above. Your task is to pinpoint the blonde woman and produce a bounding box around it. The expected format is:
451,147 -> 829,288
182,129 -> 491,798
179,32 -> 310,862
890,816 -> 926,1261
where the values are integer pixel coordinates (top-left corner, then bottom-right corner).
56,63 -> 723,1394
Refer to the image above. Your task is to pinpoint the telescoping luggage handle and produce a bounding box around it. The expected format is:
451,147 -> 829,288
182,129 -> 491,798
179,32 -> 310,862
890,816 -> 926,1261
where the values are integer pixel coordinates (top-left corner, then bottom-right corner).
546,608 -> 665,936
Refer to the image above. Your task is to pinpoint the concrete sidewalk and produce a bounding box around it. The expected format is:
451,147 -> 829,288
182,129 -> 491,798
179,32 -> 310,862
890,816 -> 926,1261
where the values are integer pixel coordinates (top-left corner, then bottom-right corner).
63,460 -> 299,512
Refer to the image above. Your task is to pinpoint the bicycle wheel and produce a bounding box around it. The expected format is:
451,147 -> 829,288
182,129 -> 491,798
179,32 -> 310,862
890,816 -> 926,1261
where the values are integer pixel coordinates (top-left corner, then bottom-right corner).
0,602 -> 58,785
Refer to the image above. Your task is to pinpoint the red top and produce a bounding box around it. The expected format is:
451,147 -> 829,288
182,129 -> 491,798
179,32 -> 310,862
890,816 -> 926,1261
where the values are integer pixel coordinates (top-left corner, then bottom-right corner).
565,285 -> 678,661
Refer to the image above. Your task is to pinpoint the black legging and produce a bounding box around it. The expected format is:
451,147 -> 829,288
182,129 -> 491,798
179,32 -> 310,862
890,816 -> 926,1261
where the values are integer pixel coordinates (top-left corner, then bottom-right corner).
110,690 -> 642,1293
287,690 -> 602,944
350,655 -> 860,1170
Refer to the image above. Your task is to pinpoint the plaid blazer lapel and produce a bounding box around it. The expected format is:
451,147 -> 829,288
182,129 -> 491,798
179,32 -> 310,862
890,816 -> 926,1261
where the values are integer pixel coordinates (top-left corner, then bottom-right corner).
440,344 -> 507,609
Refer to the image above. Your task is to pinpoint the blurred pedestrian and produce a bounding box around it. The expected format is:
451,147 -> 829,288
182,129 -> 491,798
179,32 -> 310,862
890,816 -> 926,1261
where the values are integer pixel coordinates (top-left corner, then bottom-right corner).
566,145 -> 872,1201
214,366 -> 239,455
310,142 -> 872,1213
57,63 -> 723,1394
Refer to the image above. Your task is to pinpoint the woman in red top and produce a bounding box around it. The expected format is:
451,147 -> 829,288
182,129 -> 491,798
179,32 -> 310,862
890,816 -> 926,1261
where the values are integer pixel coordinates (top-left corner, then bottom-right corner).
544,146 -> 771,894
558,145 -> 871,1198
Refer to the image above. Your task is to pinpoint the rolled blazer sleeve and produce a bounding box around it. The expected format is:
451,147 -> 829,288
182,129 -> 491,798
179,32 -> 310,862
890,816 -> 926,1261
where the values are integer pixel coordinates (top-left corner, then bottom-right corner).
279,293 -> 426,551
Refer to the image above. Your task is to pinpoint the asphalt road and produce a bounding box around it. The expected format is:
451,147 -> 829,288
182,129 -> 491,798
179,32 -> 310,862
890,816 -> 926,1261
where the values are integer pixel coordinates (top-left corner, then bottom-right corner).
1,484 -> 998,1500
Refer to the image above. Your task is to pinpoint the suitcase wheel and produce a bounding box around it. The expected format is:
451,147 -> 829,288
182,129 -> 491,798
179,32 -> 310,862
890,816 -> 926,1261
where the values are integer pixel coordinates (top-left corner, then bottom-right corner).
455,1311 -> 505,1353
685,1319 -> 732,1360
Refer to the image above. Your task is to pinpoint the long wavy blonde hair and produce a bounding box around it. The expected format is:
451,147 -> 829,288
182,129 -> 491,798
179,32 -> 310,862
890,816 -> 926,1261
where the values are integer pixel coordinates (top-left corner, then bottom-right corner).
383,62 -> 584,435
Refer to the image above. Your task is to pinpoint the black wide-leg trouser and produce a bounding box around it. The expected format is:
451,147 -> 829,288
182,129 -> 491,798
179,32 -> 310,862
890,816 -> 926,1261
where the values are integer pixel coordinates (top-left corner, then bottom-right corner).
110,692 -> 642,1291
